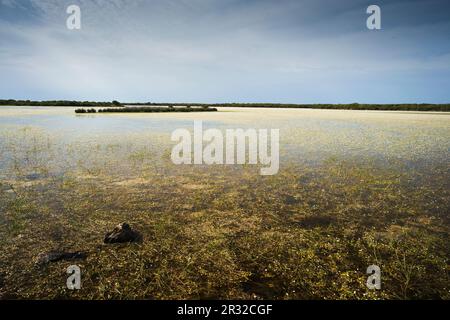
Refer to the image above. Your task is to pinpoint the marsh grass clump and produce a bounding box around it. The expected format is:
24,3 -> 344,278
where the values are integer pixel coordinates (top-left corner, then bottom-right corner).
73,106 -> 218,113
75,108 -> 97,114
96,106 -> 217,113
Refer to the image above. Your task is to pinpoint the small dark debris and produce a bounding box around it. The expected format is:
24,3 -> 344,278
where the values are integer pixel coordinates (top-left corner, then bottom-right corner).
296,215 -> 336,228
25,173 -> 42,181
242,275 -> 283,299
35,251 -> 87,266
104,223 -> 142,244
284,195 -> 299,205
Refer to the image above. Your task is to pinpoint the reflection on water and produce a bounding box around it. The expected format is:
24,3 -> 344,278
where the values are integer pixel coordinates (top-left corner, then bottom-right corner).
0,106 -> 449,179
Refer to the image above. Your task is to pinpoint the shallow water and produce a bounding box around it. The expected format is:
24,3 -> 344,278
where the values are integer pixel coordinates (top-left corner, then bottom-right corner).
0,106 -> 449,173
1,106 -> 449,299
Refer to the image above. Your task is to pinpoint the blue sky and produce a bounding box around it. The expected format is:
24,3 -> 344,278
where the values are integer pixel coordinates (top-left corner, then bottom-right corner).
1,0 -> 450,103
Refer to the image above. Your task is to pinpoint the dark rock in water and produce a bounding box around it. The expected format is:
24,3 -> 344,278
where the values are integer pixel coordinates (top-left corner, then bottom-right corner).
104,223 -> 142,244
284,195 -> 298,205
25,173 -> 42,181
35,251 -> 87,266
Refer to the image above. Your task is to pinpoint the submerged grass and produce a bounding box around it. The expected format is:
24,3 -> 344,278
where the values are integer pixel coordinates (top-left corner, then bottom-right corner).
0,113 -> 448,300
0,157 -> 448,299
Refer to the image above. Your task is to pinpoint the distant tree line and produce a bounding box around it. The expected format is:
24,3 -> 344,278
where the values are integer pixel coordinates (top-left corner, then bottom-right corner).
209,103 -> 450,112
0,99 -> 122,107
129,102 -> 450,112
2,99 -> 449,111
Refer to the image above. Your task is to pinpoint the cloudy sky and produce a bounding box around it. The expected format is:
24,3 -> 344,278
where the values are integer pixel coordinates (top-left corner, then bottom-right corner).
1,0 -> 449,103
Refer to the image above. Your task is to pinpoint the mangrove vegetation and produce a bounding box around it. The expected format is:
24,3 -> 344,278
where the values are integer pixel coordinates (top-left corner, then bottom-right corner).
2,100 -> 450,111
75,106 -> 218,113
